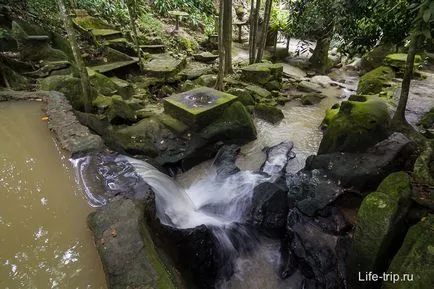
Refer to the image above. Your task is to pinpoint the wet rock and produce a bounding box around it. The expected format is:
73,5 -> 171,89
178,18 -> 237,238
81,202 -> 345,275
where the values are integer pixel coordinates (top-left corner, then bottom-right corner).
349,172 -> 412,288
260,141 -> 295,178
297,80 -> 323,94
250,180 -> 289,232
245,85 -> 272,100
280,207 -> 347,289
318,98 -> 391,154
214,144 -> 241,180
320,103 -> 340,128
254,103 -> 284,124
309,133 -> 418,194
88,197 -> 179,289
288,169 -> 343,216
157,113 -> 188,135
356,66 -> 395,95
382,214 -> 434,289
301,93 -> 325,105
179,66 -> 213,81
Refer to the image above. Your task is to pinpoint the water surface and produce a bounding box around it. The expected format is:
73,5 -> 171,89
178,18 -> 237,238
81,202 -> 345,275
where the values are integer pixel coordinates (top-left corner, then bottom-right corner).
0,101 -> 106,289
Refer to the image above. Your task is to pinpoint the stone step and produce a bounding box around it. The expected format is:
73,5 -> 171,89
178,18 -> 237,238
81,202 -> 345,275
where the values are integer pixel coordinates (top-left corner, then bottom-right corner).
92,29 -> 123,41
142,54 -> 187,77
89,59 -> 139,74
140,44 -> 166,54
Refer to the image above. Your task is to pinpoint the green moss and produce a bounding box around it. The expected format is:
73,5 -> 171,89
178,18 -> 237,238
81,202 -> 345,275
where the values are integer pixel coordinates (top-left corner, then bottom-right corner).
226,88 -> 255,106
382,215 -> 434,289
201,101 -> 257,142
73,16 -> 113,31
417,107 -> 434,129
361,43 -> 395,72
351,172 -> 412,275
357,66 -> 395,95
245,85 -> 272,100
106,96 -> 137,124
384,53 -> 422,69
177,33 -> 199,54
413,140 -> 434,187
254,103 -> 284,124
196,74 -> 217,87
240,63 -> 283,85
157,113 -> 188,135
318,99 -> 391,154
92,94 -> 114,111
40,75 -> 96,111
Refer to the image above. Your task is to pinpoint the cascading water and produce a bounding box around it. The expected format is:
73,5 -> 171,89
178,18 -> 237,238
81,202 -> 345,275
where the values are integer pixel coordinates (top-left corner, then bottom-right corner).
121,142 -> 294,288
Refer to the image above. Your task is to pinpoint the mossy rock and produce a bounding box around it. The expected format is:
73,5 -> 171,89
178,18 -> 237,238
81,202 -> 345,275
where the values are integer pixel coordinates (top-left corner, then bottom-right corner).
88,70 -> 120,96
107,96 -> 137,125
318,99 -> 391,154
301,93 -> 324,105
384,53 -> 422,70
381,215 -> 434,289
92,94 -> 113,112
265,80 -> 282,91
180,80 -> 200,92
73,16 -> 113,32
417,107 -> 434,129
245,85 -> 272,101
321,103 -> 340,128
201,101 -> 257,142
360,43 -> 395,72
109,118 -> 163,156
196,74 -> 217,87
40,75 -> 96,111
413,140 -> 434,189
226,88 -> 255,106
240,63 -> 283,85
357,66 -> 395,95
254,103 -> 284,124
351,172 -> 412,280
157,113 -> 188,135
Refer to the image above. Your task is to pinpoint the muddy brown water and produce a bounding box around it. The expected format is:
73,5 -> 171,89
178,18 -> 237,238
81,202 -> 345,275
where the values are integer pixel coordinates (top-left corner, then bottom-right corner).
0,101 -> 106,288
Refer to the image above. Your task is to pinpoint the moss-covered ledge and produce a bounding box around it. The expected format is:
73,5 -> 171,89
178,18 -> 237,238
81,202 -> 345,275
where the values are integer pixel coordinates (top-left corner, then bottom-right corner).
0,90 -> 103,155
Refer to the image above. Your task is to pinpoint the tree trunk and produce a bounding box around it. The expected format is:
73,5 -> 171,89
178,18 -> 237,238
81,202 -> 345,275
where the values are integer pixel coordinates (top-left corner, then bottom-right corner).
392,35 -> 420,125
215,0 -> 225,91
126,0 -> 142,70
256,0 -> 272,63
250,0 -> 261,64
309,36 -> 331,74
223,0 -> 233,75
309,22 -> 333,74
55,0 -> 92,112
248,0 -> 255,63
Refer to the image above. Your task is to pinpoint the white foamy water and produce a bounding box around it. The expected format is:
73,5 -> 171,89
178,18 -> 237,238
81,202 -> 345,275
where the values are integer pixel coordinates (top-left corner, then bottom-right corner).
124,156 -> 269,229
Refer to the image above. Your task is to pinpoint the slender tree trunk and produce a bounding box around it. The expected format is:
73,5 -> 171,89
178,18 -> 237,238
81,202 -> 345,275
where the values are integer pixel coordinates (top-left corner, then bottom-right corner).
126,0 -> 142,70
250,0 -> 261,64
223,0 -> 233,75
256,0 -> 272,63
392,35 -> 420,125
309,36 -> 331,74
55,0 -> 92,112
248,0 -> 255,63
215,0 -> 225,91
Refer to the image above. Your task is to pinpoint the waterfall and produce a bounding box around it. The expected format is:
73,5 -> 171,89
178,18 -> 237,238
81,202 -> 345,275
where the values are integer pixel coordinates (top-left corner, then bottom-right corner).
123,156 -> 269,229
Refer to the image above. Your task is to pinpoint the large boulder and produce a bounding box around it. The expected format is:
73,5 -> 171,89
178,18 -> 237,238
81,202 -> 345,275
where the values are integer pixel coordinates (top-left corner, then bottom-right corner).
382,214 -> 434,289
201,101 -> 257,143
318,97 -> 391,154
240,63 -> 283,85
308,133 -> 418,194
383,53 -> 422,70
87,197 -> 180,289
356,66 -> 395,95
350,172 -> 412,288
360,43 -> 396,73
40,75 -> 96,111
254,103 -> 284,124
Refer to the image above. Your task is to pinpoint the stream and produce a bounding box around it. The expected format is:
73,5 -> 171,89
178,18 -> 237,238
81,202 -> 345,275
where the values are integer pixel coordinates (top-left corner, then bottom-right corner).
0,101 -> 106,289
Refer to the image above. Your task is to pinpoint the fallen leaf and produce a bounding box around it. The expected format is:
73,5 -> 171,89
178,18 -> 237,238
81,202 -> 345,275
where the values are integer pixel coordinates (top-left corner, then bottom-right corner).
41,116 -> 48,121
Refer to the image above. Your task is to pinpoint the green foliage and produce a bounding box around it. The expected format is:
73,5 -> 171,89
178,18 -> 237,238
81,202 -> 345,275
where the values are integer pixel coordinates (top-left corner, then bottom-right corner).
151,0 -> 216,31
0,28 -> 8,39
286,0 -> 335,40
77,0 -> 130,25
269,1 -> 289,33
